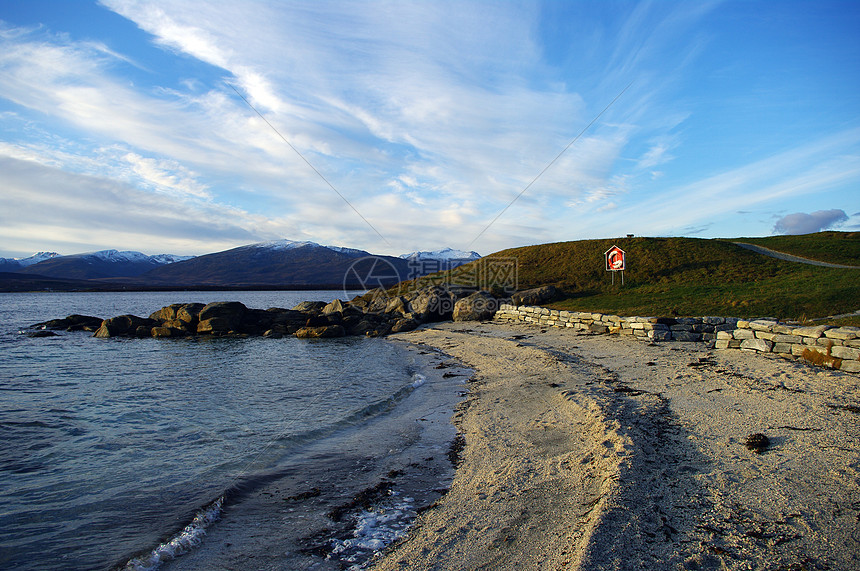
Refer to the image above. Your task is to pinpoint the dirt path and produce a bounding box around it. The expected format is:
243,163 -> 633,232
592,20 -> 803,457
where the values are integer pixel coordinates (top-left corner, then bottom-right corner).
732,241 -> 860,269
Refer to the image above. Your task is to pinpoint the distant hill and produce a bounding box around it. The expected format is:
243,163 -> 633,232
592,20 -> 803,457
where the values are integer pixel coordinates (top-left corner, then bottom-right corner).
0,240 -> 483,290
138,240 -> 413,287
400,248 -> 480,264
0,252 -> 61,272
14,250 -> 194,280
410,232 -> 860,320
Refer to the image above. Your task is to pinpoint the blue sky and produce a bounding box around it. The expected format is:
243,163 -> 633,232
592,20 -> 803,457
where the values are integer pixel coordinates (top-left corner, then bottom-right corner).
1,0 -> 858,258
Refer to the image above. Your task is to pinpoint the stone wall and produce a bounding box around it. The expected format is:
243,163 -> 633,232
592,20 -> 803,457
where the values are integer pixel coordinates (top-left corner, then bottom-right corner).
494,303 -> 860,374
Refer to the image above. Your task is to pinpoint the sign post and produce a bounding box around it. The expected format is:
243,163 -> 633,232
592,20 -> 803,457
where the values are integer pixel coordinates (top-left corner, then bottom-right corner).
604,245 -> 626,285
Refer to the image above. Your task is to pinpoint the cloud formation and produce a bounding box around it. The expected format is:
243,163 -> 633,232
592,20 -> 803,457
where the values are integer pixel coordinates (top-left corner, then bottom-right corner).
1,2 -> 858,257
773,209 -> 849,235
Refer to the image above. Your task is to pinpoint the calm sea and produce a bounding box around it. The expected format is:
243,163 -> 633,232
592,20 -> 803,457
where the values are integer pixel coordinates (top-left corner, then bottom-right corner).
0,291 -> 464,570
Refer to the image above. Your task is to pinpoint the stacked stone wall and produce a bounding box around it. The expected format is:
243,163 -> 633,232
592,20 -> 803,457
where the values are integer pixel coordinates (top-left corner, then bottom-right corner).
494,304 -> 860,374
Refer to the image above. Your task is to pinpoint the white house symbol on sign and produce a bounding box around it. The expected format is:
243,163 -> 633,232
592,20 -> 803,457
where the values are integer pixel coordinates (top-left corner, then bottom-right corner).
605,245 -> 626,285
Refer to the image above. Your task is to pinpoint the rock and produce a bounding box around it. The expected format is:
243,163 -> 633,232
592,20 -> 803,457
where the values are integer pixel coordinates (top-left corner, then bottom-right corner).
196,317 -> 236,335
176,303 -> 205,325
263,329 -> 284,339
511,285 -> 557,306
32,314 -> 103,331
295,325 -> 346,338
291,301 -> 328,312
163,319 -> 193,332
151,326 -> 176,338
94,315 -> 158,338
149,304 -> 184,322
649,330 -> 673,342
198,301 -> 247,323
322,299 -> 346,315
304,314 -> 331,327
268,309 -> 311,329
27,330 -> 59,337
740,338 -> 773,352
351,288 -> 392,314
347,317 -> 381,336
384,296 -> 410,315
824,327 -> 859,341
410,286 -> 455,322
672,331 -> 703,342
745,433 -> 769,453
452,291 -> 498,322
391,318 -> 420,333
791,325 -> 831,339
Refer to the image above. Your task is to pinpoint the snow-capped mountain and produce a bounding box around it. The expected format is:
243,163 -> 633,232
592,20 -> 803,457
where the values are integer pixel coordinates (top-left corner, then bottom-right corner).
1,240 -> 482,288
252,239 -> 369,257
400,248 -> 481,263
149,253 -> 196,265
16,252 -> 62,266
140,240 -> 406,287
0,252 -> 62,272
12,249 -> 195,280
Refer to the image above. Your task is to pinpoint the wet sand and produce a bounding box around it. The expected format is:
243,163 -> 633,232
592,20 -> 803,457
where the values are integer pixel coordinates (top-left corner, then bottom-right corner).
373,320 -> 860,570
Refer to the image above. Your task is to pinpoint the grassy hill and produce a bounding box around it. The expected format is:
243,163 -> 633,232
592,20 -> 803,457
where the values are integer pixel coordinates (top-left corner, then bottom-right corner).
401,232 -> 860,321
731,231 -> 860,266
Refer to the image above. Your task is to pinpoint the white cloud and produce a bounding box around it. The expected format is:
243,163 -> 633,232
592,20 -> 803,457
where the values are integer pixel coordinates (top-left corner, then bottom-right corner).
121,153 -> 211,199
7,0 -> 853,258
0,156 -> 263,255
773,209 -> 849,235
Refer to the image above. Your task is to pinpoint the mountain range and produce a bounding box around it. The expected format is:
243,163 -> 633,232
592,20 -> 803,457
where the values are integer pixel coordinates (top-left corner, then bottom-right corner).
0,241 -> 480,290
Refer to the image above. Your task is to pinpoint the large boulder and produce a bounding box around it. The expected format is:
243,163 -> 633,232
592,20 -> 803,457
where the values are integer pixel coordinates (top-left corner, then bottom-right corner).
151,326 -> 188,338
149,304 -> 184,322
322,299 -> 346,315
197,317 -> 237,335
511,285 -> 557,306
292,301 -> 328,312
176,303 -> 205,325
391,318 -> 420,333
238,308 -> 279,335
94,315 -> 158,338
409,286 -> 455,322
198,301 -> 247,322
33,314 -> 103,331
350,289 -> 391,313
384,296 -> 410,316
295,325 -> 346,339
453,291 -> 498,322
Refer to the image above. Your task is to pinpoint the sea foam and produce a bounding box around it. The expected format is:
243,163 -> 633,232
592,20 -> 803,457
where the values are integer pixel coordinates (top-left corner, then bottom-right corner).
123,495 -> 224,571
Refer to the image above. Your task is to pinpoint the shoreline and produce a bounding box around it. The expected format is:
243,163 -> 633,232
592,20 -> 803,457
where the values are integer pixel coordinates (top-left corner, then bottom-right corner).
372,320 -> 860,570
157,338 -> 469,571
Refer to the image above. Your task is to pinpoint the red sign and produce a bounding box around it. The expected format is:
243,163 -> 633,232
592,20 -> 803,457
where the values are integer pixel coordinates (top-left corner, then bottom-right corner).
605,246 -> 625,271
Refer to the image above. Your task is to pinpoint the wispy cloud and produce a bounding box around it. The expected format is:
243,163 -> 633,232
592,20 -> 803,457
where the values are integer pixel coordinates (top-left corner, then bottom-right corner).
1,1 -> 857,257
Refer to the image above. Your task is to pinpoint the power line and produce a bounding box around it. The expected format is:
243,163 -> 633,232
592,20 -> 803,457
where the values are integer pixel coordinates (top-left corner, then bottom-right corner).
228,83 -> 390,246
466,82 -> 633,249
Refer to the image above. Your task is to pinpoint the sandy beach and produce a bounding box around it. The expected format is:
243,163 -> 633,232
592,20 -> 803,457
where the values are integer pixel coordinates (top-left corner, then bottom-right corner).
374,320 -> 860,570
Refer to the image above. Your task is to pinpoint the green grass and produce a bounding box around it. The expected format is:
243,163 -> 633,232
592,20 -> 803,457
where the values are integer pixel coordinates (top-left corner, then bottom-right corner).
730,231 -> 860,266
396,233 -> 860,320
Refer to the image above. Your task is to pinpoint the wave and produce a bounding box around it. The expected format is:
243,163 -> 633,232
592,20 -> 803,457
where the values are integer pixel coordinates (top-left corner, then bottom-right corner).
121,495 -> 223,571
119,372 -> 429,570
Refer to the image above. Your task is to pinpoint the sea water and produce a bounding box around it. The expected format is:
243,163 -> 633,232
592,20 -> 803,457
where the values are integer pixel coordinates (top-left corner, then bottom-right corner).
0,291 -> 465,570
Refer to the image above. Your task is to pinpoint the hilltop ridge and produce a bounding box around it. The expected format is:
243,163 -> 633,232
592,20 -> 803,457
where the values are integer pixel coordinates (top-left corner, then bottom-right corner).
411,232 -> 859,321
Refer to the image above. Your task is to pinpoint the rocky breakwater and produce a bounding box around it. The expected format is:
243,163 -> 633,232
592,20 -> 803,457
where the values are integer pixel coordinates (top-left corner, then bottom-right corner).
29,284 -> 506,340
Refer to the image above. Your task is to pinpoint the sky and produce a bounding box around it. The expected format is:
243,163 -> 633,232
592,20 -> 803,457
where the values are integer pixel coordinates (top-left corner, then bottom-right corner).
0,0 -> 858,258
